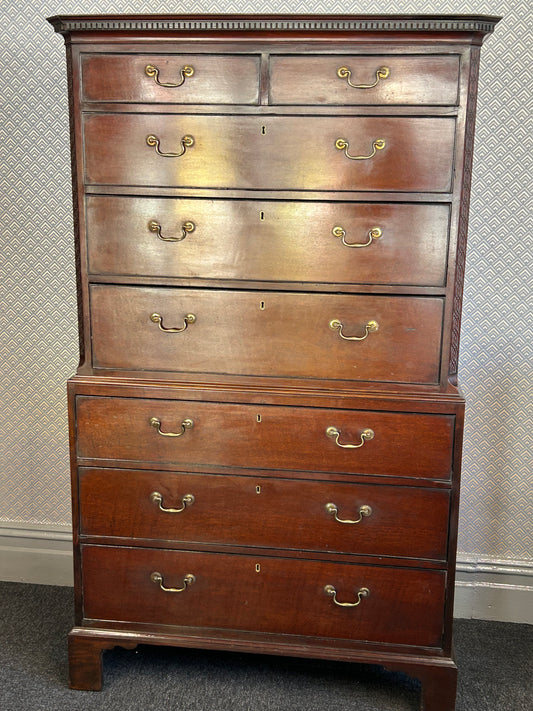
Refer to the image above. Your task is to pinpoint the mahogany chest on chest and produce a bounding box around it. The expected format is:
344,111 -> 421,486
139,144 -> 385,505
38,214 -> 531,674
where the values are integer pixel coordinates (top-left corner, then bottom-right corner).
49,13 -> 499,709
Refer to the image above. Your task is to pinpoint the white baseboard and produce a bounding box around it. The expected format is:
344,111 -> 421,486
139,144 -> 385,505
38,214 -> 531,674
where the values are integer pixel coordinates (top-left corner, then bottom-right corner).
1,524 -> 532,623
0,523 -> 73,586
454,555 -> 533,624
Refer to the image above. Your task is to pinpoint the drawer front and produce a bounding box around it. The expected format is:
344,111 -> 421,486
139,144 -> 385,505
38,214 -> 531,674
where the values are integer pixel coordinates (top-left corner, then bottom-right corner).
90,285 -> 444,385
83,114 -> 455,192
79,468 -> 450,561
81,54 -> 260,104
87,196 -> 450,287
76,397 -> 454,480
81,545 -> 446,648
270,54 -> 460,105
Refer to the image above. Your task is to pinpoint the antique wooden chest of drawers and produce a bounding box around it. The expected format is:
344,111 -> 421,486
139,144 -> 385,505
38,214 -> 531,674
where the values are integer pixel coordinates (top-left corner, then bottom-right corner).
49,13 -> 499,710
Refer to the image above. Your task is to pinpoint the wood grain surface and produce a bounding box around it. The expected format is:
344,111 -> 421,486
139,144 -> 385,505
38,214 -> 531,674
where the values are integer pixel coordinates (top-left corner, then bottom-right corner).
83,114 -> 456,192
270,54 -> 460,105
78,467 -> 450,560
82,53 -> 260,104
86,196 -> 450,287
75,395 -> 455,479
81,544 -> 446,648
89,285 -> 444,384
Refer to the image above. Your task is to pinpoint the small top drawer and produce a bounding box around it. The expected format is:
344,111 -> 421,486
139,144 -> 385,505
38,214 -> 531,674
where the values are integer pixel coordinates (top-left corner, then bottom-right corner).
81,54 -> 260,104
270,54 -> 460,105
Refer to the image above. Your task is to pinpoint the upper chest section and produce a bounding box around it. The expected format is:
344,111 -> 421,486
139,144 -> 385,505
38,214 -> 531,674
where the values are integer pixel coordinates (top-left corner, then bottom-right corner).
74,39 -> 467,195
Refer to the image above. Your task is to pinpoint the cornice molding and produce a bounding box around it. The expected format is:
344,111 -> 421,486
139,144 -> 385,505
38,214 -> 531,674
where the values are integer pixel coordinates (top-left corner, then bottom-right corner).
47,15 -> 501,36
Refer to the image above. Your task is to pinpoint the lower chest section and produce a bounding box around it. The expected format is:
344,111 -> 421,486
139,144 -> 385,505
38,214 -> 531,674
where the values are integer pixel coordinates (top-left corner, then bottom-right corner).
72,383 -> 461,655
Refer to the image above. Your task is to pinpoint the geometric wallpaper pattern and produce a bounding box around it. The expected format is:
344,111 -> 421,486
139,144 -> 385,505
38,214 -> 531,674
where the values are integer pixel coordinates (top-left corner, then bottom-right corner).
0,0 -> 531,561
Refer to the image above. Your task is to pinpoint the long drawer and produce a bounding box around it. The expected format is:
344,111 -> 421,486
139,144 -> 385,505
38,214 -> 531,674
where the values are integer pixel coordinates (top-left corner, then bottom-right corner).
86,197 -> 450,287
269,54 -> 460,105
81,545 -> 446,648
79,468 -> 450,560
90,285 -> 444,384
81,53 -> 260,104
83,114 -> 456,192
75,397 -> 455,480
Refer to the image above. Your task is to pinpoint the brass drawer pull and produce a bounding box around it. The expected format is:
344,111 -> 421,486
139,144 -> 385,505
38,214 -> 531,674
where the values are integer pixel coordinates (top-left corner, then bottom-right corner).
145,63 -> 194,88
335,138 -> 385,161
150,572 -> 196,593
332,225 -> 382,248
146,134 -> 194,157
324,584 -> 370,607
329,319 -> 379,341
150,312 -> 196,333
326,427 -> 374,449
149,417 -> 194,437
325,503 -> 372,524
148,220 -> 195,242
150,491 -> 195,513
337,65 -> 390,89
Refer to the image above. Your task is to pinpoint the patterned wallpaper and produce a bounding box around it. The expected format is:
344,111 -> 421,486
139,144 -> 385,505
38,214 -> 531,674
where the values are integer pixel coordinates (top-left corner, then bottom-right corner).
0,1 -> 531,561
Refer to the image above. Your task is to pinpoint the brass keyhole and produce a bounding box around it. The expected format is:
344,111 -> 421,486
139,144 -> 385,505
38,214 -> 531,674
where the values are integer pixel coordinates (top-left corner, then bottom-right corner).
261,125 -> 266,135
260,211 -> 265,220
260,301 -> 265,310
